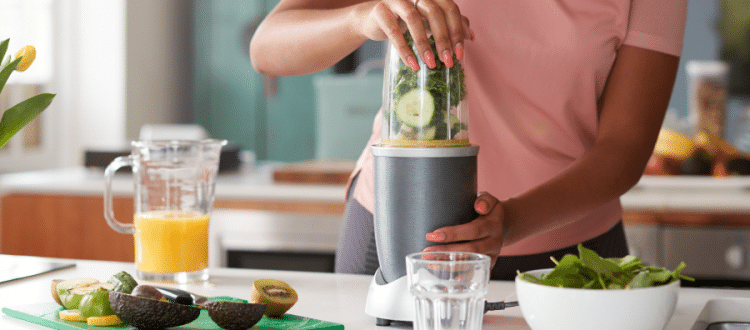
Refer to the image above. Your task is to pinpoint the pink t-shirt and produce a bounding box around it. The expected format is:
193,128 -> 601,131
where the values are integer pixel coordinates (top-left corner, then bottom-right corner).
348,0 -> 687,255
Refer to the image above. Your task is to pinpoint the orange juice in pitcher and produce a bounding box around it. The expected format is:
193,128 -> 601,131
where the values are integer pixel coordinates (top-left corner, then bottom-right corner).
104,139 -> 226,283
133,211 -> 210,274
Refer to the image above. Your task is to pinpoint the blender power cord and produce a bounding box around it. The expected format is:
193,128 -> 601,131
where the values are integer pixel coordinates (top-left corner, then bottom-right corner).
484,301 -> 519,313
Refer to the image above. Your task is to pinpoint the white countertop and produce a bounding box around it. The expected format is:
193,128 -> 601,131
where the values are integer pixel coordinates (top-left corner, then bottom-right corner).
623,175 -> 750,213
2,166 -> 750,212
0,164 -> 347,203
0,255 -> 749,329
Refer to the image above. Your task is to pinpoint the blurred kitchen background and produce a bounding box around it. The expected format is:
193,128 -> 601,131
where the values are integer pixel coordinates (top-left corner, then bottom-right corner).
1,0 -> 750,287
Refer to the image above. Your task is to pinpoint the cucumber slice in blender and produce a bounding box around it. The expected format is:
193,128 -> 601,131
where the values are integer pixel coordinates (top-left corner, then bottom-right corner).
415,126 -> 437,140
395,89 -> 434,128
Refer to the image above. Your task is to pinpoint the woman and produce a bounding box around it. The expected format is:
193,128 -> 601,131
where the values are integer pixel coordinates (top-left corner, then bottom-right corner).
250,0 -> 687,279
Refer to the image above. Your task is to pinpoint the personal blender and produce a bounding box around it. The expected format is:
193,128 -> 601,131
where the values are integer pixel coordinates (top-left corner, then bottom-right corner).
364,33 -> 479,325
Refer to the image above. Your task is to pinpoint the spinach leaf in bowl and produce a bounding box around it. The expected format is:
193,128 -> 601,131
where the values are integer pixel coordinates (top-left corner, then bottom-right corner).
518,244 -> 694,289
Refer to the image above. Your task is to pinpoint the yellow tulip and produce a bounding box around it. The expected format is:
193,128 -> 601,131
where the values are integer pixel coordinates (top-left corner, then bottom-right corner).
14,45 -> 36,72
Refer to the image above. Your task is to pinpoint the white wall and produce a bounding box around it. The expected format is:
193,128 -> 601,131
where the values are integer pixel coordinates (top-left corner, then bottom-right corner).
125,0 -> 193,141
54,0 -> 193,168
77,0 -> 127,149
51,0 -> 127,169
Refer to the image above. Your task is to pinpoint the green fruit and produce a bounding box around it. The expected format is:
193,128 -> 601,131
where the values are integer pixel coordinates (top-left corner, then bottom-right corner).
60,282 -> 114,310
108,271 -> 138,294
250,279 -> 298,317
56,278 -> 100,309
109,290 -> 200,329
51,279 -> 64,306
80,287 -> 115,318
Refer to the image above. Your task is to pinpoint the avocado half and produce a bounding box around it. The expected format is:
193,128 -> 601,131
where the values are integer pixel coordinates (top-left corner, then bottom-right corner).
109,290 -> 200,329
205,300 -> 266,330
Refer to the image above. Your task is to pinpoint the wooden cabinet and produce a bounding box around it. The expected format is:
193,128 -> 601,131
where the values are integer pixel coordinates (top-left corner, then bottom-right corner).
0,193 -> 345,262
1,194 -> 135,262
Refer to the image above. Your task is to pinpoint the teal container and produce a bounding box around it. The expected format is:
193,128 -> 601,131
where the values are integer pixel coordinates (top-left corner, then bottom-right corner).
314,72 -> 382,160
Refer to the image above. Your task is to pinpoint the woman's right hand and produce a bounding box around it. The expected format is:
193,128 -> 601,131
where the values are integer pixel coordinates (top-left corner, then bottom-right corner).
353,0 -> 473,71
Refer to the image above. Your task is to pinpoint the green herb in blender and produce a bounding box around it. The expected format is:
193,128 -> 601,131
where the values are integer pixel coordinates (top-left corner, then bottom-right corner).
390,31 -> 467,141
518,244 -> 694,289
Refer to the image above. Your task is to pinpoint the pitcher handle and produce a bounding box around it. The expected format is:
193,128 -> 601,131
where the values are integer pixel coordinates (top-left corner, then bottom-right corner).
104,155 -> 135,234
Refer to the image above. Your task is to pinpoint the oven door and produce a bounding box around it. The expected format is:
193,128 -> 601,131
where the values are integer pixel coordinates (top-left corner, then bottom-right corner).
209,209 -> 342,273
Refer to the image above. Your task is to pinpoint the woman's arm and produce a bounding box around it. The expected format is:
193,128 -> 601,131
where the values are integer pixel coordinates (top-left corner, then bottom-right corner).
249,0 -> 471,76
425,45 -> 680,258
249,0 -> 370,76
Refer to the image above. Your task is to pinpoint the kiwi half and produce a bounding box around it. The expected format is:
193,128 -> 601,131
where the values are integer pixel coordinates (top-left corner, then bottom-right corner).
250,279 -> 298,317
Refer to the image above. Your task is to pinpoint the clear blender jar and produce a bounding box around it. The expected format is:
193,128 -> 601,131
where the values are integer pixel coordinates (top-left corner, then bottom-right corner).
381,33 -> 469,147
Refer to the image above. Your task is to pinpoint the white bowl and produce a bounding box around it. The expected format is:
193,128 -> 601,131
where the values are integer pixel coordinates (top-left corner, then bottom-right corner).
515,268 -> 680,330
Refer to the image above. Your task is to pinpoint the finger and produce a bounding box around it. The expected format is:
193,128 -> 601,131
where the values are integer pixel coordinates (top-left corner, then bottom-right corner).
374,3 -> 420,71
423,237 -> 497,255
462,16 -> 474,41
433,0 -> 465,62
428,217 -> 494,243
393,0 -> 436,69
474,192 -> 499,215
415,0 -> 453,68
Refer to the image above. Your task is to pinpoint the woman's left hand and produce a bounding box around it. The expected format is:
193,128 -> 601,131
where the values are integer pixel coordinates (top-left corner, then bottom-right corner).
423,192 -> 507,268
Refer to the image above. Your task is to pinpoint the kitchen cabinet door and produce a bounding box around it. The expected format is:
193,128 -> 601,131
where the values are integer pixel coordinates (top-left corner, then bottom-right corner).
193,0 -> 328,162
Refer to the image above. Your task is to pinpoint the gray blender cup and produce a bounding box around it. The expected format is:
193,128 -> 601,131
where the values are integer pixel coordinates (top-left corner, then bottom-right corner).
372,145 -> 478,283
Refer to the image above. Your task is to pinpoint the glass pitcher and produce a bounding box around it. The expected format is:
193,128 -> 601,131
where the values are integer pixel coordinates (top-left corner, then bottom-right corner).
103,139 -> 227,283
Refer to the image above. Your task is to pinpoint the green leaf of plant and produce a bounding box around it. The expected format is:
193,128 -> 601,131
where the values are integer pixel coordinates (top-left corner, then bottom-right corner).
648,268 -> 674,283
518,273 -> 547,285
578,244 -> 622,278
542,254 -> 589,288
0,55 -> 9,71
0,56 -> 22,95
616,255 -> 644,274
628,271 -> 654,288
0,39 -> 8,66
0,93 -> 55,148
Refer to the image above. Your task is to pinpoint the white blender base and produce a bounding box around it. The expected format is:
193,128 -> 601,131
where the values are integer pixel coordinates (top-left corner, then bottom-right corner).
365,268 -> 414,324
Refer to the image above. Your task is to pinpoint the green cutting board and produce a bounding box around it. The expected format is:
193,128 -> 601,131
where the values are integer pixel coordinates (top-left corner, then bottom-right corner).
2,297 -> 344,330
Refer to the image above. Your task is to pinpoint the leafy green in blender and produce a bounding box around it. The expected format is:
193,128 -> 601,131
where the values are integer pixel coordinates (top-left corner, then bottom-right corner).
518,244 -> 694,289
389,31 -> 467,140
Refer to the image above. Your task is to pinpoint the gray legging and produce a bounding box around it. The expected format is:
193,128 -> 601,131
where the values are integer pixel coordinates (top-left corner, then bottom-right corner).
334,175 -> 629,280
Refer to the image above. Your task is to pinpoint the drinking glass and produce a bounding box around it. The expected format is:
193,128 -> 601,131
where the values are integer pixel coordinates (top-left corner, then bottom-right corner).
103,139 -> 226,283
406,252 -> 490,330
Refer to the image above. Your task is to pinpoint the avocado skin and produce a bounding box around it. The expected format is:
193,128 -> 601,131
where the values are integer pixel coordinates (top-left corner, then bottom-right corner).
109,291 -> 200,329
205,300 -> 266,330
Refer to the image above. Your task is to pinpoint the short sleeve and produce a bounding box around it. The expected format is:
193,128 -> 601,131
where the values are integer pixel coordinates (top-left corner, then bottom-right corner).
622,0 -> 687,56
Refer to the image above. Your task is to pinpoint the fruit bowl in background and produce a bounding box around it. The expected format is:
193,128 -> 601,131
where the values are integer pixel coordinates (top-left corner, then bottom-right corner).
515,268 -> 680,330
645,128 -> 750,177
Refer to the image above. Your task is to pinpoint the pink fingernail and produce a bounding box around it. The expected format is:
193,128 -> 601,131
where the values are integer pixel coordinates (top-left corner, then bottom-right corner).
475,201 -> 488,214
455,43 -> 464,61
442,50 -> 453,68
468,27 -> 475,40
426,232 -> 445,242
423,51 -> 436,68
407,56 -> 420,71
